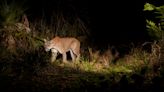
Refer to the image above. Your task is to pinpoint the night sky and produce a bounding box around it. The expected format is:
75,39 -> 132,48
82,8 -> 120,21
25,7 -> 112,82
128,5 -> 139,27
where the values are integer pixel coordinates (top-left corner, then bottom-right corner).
12,0 -> 164,46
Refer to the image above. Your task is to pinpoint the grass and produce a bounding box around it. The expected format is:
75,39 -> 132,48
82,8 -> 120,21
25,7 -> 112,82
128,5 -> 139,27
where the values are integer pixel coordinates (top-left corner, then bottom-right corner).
0,0 -> 27,26
1,27 -> 162,91
0,18 -> 163,91
0,2 -> 164,91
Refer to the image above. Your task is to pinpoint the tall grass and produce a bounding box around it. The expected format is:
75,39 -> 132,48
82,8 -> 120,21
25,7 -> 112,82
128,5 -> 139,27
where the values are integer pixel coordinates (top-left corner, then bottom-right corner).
0,1 -> 163,91
0,0 -> 27,26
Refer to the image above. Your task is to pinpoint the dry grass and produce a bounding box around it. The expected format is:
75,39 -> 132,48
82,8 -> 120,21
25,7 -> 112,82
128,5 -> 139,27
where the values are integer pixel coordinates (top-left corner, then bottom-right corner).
0,25 -> 163,92
0,3 -> 163,91
48,43 -> 161,78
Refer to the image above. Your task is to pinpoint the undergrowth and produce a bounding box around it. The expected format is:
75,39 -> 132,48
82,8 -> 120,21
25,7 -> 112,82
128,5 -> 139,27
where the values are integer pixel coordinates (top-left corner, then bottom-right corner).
0,1 -> 164,92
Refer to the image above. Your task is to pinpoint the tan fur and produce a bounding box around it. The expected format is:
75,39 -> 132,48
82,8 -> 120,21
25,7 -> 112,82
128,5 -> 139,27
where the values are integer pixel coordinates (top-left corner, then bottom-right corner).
44,36 -> 80,63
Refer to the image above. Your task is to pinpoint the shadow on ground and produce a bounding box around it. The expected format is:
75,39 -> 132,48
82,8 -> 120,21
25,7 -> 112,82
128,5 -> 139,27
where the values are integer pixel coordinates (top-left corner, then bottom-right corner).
0,56 -> 164,92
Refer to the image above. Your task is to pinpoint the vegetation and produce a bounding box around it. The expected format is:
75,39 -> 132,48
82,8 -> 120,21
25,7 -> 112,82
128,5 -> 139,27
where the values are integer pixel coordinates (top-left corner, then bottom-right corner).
0,0 -> 27,26
144,3 -> 164,40
0,1 -> 164,92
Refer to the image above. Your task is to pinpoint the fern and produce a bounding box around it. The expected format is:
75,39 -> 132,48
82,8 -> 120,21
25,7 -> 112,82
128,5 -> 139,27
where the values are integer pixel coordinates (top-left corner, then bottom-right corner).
146,20 -> 162,39
144,3 -> 164,40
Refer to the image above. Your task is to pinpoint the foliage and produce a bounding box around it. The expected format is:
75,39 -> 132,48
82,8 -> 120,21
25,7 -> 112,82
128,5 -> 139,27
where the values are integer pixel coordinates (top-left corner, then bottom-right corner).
0,0 -> 27,26
1,44 -> 162,91
144,3 -> 155,11
146,20 -> 162,40
144,3 -> 164,40
49,12 -> 89,38
0,1 -> 163,91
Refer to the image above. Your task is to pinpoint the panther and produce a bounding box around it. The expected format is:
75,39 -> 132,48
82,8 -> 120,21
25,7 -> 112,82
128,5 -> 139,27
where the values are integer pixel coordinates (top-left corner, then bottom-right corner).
44,36 -> 80,63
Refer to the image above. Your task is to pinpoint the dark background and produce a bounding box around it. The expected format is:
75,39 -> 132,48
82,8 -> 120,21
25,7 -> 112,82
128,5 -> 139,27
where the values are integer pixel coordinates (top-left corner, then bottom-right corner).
17,0 -> 164,46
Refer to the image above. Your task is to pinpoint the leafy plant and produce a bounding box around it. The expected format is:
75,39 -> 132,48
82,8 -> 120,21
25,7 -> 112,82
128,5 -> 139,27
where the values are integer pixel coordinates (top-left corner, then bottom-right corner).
144,3 -> 164,40
0,0 -> 27,26
146,20 -> 162,40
